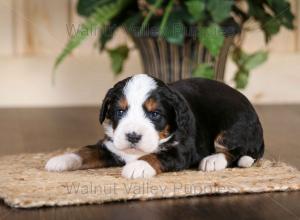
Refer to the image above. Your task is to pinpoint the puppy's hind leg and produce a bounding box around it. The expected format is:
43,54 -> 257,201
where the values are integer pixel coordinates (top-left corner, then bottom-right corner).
200,125 -> 264,171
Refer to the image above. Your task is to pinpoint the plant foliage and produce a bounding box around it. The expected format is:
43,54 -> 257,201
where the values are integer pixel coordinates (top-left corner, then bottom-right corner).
55,0 -> 295,88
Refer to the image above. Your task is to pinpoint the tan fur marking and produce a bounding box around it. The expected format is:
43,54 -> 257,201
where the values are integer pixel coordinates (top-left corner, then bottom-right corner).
118,97 -> 128,110
214,132 -> 225,145
159,124 -> 170,140
76,146 -> 105,169
139,154 -> 162,174
214,132 -> 234,162
144,98 -> 158,112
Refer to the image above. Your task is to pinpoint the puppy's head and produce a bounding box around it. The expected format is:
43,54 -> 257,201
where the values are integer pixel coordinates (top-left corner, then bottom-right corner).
99,74 -> 192,158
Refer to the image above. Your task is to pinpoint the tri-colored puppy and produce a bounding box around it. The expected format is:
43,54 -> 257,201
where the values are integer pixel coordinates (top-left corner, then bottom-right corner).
46,74 -> 264,179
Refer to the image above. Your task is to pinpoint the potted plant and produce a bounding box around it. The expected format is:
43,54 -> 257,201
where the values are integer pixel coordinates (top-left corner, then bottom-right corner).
55,0 -> 295,88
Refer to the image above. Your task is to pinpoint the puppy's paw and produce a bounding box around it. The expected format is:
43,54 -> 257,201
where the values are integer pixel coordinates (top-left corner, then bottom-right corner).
238,155 -> 255,168
45,153 -> 82,172
122,160 -> 156,179
199,153 -> 228,172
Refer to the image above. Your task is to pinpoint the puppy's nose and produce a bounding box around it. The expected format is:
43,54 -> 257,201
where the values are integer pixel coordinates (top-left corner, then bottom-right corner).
126,132 -> 142,144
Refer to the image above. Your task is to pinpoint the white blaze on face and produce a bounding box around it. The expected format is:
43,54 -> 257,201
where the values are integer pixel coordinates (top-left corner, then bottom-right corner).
113,74 -> 159,155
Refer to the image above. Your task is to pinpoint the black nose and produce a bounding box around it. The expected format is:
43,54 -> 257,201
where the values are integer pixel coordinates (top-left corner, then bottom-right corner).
126,132 -> 142,144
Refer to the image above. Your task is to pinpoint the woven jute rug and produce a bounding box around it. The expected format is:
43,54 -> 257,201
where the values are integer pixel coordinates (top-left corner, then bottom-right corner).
0,149 -> 300,208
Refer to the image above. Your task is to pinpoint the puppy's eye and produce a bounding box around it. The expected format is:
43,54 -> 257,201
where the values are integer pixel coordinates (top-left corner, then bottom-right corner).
148,111 -> 161,120
116,109 -> 125,118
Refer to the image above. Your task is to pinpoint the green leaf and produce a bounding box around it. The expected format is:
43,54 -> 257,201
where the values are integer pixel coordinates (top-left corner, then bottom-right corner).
231,48 -> 248,67
246,0 -> 294,42
234,70 -> 249,89
232,48 -> 268,71
263,17 -> 281,41
261,17 -> 280,37
266,0 -> 287,10
184,0 -> 205,21
192,64 -> 215,79
123,13 -> 142,33
160,12 -> 185,45
159,0 -> 174,35
99,24 -> 118,51
243,51 -> 268,71
77,0 -> 112,17
266,0 -> 295,29
140,0 -> 164,33
207,0 -> 233,23
231,49 -> 268,89
198,23 -> 224,57
99,13 -> 128,51
231,48 -> 268,89
108,45 -> 129,74
54,0 -> 129,72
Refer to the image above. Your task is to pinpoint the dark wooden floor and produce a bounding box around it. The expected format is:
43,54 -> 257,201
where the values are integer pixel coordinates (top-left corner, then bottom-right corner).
0,105 -> 299,220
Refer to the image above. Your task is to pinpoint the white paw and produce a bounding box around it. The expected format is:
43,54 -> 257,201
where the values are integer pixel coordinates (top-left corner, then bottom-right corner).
45,153 -> 82,172
122,160 -> 156,179
238,155 -> 255,168
199,153 -> 228,172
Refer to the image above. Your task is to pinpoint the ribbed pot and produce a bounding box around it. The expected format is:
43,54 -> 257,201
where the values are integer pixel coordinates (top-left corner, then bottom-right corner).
130,35 -> 234,83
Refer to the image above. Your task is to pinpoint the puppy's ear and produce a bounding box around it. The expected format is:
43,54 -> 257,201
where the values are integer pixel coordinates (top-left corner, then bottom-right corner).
99,88 -> 114,124
159,86 -> 195,137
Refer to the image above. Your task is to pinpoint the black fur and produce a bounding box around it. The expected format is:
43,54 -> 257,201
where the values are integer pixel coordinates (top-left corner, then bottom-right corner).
97,76 -> 264,172
166,78 -> 264,168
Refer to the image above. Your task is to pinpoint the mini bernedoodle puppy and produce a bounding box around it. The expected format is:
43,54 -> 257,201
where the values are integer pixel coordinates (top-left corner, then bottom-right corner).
46,74 -> 264,179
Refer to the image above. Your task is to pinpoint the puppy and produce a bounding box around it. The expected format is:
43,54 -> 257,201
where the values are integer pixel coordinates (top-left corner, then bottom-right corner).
46,74 -> 264,179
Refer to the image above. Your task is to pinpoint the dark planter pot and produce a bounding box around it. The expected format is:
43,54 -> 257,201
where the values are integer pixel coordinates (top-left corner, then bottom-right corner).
128,25 -> 238,83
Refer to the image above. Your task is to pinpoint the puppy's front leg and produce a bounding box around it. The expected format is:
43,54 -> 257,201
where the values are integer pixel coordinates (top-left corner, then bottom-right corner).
45,141 -> 122,172
121,154 -> 161,179
121,146 -> 190,179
